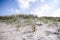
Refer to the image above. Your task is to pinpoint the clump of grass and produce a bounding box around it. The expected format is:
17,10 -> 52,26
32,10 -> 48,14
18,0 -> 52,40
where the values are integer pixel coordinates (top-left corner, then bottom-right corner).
16,24 -> 21,31
26,17 -> 37,32
32,25 -> 36,32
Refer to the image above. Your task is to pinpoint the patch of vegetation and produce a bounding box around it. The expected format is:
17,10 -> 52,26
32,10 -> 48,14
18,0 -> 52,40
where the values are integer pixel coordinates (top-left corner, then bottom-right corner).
26,17 -> 37,32
39,17 -> 60,23
32,25 -> 36,32
0,15 -> 60,31
16,24 -> 21,31
0,14 -> 38,22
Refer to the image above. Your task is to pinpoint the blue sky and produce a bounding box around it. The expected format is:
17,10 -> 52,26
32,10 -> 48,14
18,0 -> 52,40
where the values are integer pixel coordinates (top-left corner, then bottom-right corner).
0,0 -> 60,17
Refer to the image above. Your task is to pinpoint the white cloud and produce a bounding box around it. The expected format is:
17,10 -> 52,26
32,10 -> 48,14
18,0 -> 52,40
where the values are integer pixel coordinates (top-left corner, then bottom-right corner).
53,0 -> 57,3
17,0 -> 60,17
51,8 -> 60,17
40,0 -> 45,3
17,0 -> 36,9
40,4 -> 50,12
15,9 -> 20,13
30,0 -> 60,17
30,4 -> 52,17
9,8 -> 20,15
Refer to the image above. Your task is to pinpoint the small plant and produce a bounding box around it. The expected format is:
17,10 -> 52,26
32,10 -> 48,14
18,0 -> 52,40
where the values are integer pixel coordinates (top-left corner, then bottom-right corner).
32,25 -> 36,32
16,24 -> 21,31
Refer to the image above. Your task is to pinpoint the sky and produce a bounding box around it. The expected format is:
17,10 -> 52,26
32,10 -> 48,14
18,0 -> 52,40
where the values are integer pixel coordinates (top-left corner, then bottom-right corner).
0,0 -> 60,17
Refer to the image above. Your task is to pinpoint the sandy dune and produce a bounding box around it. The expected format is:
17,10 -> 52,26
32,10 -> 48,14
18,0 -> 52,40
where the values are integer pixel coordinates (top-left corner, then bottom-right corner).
0,21 -> 60,40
